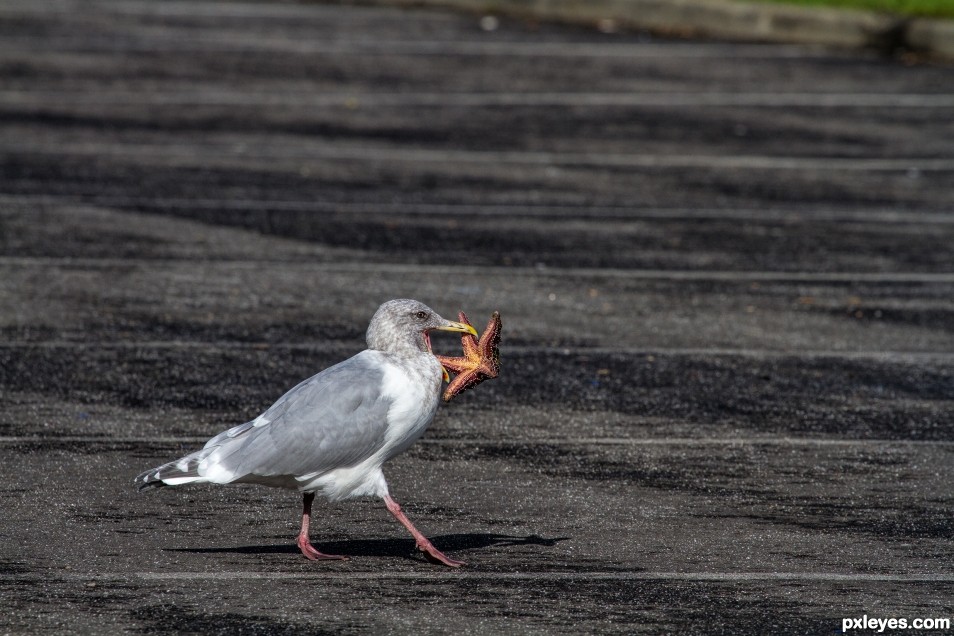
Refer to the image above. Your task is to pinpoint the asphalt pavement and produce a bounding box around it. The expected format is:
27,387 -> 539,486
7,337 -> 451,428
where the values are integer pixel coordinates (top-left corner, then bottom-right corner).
1,1 -> 953,634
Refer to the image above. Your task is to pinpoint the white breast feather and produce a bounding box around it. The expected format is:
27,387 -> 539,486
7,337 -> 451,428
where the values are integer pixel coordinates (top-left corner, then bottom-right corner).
380,360 -> 438,447
296,353 -> 441,501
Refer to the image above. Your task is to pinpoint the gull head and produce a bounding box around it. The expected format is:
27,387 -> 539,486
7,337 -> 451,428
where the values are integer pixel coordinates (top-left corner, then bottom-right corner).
366,299 -> 477,356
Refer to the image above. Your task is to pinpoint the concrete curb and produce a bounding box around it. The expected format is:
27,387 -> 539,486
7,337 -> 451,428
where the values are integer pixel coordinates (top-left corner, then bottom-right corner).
907,17 -> 954,59
339,0 -> 953,59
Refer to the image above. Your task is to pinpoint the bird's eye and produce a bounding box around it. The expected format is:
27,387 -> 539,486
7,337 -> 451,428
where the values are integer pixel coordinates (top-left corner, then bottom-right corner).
415,311 -> 429,320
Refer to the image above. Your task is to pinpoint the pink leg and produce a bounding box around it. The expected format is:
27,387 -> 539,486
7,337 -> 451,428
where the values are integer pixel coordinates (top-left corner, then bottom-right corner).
297,492 -> 349,561
384,495 -> 465,567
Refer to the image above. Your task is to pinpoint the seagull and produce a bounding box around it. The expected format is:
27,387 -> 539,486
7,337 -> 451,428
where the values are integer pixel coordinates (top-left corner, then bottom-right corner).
135,299 -> 478,567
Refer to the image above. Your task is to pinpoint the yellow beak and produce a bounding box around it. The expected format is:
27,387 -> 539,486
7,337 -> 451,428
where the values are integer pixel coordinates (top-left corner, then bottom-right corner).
435,321 -> 478,337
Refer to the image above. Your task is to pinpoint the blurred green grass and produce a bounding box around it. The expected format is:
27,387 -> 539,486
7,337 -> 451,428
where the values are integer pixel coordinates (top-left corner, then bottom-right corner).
750,0 -> 954,18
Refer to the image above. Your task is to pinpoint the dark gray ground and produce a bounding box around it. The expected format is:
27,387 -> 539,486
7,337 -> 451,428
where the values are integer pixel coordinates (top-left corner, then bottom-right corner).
2,1 -> 954,634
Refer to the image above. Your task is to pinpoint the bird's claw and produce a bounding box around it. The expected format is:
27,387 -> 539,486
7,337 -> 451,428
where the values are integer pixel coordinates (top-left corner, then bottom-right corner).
418,542 -> 466,568
298,538 -> 350,562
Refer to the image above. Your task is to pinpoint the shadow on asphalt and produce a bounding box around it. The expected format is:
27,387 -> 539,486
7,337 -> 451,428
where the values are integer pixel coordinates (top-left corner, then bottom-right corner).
167,533 -> 570,559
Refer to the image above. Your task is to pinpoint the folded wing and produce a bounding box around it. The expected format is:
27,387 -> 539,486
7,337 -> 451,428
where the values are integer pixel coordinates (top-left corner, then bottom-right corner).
136,351 -> 392,490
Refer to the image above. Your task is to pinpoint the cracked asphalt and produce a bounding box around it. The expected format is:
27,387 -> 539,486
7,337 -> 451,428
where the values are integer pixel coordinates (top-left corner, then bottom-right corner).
1,1 -> 953,634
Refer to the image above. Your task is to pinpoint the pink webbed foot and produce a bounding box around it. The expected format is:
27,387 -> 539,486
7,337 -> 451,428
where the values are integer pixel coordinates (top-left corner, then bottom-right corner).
384,495 -> 465,568
418,541 -> 466,568
296,533 -> 350,561
297,491 -> 349,562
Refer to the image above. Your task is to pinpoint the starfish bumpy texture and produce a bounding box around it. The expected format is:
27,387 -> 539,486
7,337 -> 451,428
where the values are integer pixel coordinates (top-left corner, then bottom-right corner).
435,311 -> 501,402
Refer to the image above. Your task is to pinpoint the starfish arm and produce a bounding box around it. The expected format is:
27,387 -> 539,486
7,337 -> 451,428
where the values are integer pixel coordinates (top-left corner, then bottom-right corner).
457,311 -> 480,358
474,312 -> 501,378
479,312 -> 502,351
442,368 -> 483,401
434,355 -> 473,374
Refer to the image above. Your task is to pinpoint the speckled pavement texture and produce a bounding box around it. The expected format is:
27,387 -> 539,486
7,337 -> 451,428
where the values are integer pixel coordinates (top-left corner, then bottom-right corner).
1,2 -> 953,634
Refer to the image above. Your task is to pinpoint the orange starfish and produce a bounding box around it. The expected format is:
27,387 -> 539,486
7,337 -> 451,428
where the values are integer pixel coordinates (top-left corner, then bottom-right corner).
435,311 -> 501,402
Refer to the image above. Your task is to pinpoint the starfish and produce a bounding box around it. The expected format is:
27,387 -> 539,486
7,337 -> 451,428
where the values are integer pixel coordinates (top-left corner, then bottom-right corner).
435,311 -> 501,402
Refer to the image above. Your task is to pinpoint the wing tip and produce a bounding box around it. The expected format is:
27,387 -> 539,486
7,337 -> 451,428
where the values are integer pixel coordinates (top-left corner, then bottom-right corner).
134,469 -> 165,491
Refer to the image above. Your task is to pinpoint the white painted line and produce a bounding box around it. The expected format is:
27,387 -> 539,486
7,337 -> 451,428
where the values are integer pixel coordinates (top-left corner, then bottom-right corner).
2,256 -> 954,284
504,347 -> 954,362
0,436 -> 211,444
268,147 -> 954,171
0,26 -> 842,59
1,341 -> 953,363
5,193 -> 954,225
11,142 -> 954,172
34,571 -> 954,583
0,340 -> 347,351
5,91 -> 954,108
0,39 -> 844,59
0,0 -> 434,20
457,437 -> 954,447
1,436 -> 951,447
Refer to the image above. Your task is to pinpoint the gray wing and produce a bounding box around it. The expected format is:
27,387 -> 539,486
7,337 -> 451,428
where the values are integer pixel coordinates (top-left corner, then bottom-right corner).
203,350 -> 393,482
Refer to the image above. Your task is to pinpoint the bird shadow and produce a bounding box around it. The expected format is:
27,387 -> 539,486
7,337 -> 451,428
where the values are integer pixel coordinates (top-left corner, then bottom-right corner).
167,533 -> 569,560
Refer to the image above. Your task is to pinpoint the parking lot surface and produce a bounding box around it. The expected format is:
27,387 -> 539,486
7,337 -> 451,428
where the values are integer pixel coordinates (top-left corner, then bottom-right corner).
1,1 -> 953,633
